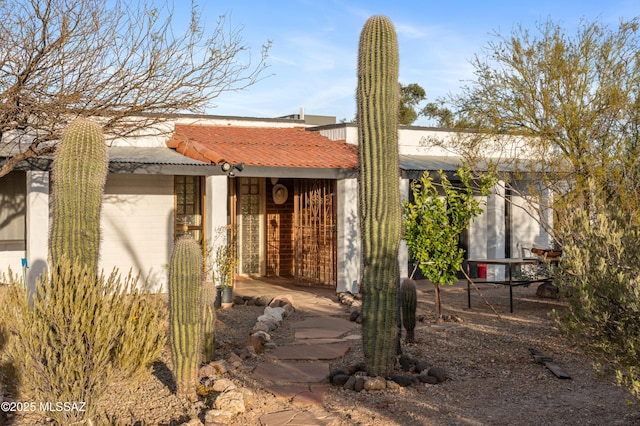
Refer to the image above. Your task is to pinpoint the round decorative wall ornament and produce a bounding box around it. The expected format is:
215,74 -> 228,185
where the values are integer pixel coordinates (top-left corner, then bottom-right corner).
272,184 -> 288,204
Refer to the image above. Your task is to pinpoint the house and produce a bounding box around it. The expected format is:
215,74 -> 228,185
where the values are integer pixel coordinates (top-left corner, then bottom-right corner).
0,113 -> 551,292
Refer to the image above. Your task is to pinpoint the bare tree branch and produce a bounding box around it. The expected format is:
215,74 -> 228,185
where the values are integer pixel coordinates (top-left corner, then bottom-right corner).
0,0 -> 271,177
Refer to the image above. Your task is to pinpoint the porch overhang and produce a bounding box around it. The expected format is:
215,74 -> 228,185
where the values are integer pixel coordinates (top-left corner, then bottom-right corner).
399,154 -> 535,179
5,146 -> 225,176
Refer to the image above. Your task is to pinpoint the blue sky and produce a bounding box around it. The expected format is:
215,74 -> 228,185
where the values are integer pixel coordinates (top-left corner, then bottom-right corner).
191,0 -> 640,125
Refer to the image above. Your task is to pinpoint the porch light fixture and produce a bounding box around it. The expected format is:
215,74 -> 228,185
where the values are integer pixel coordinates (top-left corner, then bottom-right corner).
220,161 -> 244,176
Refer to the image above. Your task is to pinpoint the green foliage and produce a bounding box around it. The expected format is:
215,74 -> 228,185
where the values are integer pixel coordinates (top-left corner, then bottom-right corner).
169,235 -> 204,400
209,226 -> 237,288
447,18 -> 640,234
49,118 -> 108,274
0,258 -> 165,424
356,15 -> 401,378
554,207 -> 640,399
399,83 -> 426,125
400,279 -> 417,343
403,166 -> 494,316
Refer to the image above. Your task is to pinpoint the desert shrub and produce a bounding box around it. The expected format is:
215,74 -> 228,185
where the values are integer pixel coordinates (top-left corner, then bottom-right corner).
554,207 -> 640,399
0,258 -> 166,423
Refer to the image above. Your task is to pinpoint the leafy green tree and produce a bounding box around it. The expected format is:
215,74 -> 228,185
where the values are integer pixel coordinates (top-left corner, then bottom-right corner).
445,18 -> 640,232
399,83 -> 426,125
403,166 -> 494,318
443,17 -> 640,398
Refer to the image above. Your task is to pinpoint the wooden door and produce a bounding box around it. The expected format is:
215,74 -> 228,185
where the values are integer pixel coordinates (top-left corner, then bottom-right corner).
294,179 -> 337,287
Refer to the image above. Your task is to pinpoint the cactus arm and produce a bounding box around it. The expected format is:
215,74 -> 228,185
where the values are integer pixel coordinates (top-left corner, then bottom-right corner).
400,279 -> 417,343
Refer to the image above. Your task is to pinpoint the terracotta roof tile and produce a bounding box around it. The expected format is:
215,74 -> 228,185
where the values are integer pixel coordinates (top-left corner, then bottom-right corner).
167,124 -> 358,169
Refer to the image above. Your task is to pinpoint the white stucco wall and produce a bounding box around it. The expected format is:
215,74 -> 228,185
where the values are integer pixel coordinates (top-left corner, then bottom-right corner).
336,178 -> 360,293
0,171 -> 49,287
100,173 -> 174,292
26,171 -> 50,290
485,181 -> 507,280
206,175 -> 229,241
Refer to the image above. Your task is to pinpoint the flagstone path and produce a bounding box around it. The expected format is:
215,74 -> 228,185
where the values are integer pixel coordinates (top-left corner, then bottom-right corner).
251,298 -> 358,426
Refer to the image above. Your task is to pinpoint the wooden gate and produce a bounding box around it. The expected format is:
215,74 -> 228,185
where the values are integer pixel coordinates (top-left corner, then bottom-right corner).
294,179 -> 337,287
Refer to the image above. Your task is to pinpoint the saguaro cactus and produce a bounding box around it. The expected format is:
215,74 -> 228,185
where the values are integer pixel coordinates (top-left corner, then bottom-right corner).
49,118 -> 108,274
400,279 -> 417,343
356,15 -> 401,377
169,236 -> 203,400
201,280 -> 216,363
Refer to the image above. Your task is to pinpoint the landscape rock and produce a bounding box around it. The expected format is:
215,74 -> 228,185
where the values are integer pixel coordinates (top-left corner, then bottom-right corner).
214,389 -> 246,415
269,296 -> 295,309
204,409 -> 234,425
427,366 -> 447,383
399,354 -> 418,371
536,282 -> 559,299
258,306 -> 285,324
354,377 -> 366,392
212,378 -> 236,393
239,388 -> 255,410
349,310 -> 360,322
199,360 -> 230,379
254,295 -> 273,306
182,418 -> 204,426
391,374 -> 414,387
332,374 -> 350,386
386,380 -> 402,390
237,345 -> 257,359
251,321 -> 270,333
281,303 -> 295,317
252,330 -> 271,342
414,360 -> 431,373
348,362 -> 367,375
226,352 -> 243,367
364,376 -> 387,391
343,375 -> 357,391
246,335 -> 264,354
417,374 -> 439,385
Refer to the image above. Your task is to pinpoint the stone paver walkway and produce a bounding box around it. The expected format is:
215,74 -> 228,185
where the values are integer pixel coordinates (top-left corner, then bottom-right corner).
236,279 -> 359,426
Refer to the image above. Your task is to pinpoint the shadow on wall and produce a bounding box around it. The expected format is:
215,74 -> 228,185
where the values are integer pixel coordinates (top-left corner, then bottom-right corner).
28,258 -> 48,295
345,209 -> 359,293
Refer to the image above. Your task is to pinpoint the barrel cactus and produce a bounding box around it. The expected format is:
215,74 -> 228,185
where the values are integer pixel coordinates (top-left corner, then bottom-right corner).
400,279 -> 417,343
356,15 -> 401,377
168,236 -> 203,400
49,118 -> 108,274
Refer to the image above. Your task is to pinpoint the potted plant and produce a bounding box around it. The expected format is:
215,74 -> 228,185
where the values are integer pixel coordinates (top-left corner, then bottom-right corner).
208,226 -> 236,307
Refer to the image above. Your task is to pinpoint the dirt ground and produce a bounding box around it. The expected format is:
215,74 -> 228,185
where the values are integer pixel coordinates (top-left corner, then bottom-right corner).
3,280 -> 640,425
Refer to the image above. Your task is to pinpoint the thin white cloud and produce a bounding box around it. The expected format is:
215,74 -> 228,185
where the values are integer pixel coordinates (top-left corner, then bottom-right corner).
395,23 -> 428,39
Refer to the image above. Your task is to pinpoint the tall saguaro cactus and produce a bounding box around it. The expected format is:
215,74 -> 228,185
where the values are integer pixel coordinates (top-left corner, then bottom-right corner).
169,236 -> 204,400
356,15 -> 402,377
49,118 -> 108,274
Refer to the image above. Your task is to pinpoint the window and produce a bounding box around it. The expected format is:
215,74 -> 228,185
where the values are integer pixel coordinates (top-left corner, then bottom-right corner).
0,171 -> 26,250
174,175 -> 204,241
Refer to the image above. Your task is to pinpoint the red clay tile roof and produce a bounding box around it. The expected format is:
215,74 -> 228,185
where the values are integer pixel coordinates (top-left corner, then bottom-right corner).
167,124 -> 358,168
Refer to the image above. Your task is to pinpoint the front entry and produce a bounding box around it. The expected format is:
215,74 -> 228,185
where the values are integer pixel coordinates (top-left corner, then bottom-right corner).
235,177 -> 337,288
294,179 -> 337,287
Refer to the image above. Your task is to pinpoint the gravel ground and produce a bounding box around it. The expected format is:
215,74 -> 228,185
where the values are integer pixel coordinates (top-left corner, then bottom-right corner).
4,280 -> 640,425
